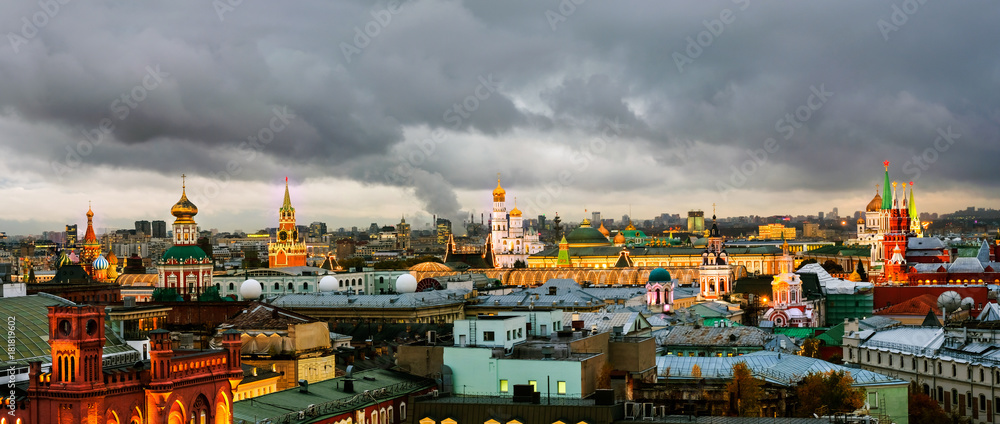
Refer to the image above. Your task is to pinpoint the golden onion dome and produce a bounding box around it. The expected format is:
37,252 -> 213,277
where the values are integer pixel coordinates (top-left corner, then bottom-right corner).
866,193 -> 882,212
598,222 -> 610,237
613,231 -> 626,244
492,177 -> 506,202
86,206 -> 94,218
857,217 -> 865,224
107,251 -> 118,264
171,176 -> 198,224
509,197 -> 522,217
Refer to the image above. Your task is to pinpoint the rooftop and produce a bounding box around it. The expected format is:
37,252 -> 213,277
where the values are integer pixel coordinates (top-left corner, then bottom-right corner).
233,368 -> 434,423
222,301 -> 319,330
271,288 -> 469,309
656,351 -> 905,387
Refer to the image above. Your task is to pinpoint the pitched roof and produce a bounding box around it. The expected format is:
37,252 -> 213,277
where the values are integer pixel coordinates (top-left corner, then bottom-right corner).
658,325 -> 768,347
877,293 -> 940,316
222,301 -> 320,330
0,294 -> 137,369
656,351 -> 904,387
978,302 -> 1000,322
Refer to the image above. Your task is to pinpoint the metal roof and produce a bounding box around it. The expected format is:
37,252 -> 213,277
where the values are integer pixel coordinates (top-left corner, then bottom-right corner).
271,288 -> 469,309
0,294 -> 137,369
656,351 -> 904,387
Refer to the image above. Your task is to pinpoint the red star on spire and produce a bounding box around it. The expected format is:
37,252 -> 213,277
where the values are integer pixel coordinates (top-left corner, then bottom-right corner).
909,181 -> 913,186
883,160 -> 890,169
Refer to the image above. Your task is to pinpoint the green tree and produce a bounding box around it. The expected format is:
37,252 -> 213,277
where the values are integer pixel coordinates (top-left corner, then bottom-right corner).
855,261 -> 868,281
795,371 -> 865,417
821,260 -> 844,274
727,362 -> 764,417
799,338 -> 821,358
513,259 -> 527,269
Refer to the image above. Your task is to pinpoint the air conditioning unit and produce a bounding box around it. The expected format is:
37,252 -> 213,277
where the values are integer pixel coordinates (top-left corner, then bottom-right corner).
432,389 -> 440,398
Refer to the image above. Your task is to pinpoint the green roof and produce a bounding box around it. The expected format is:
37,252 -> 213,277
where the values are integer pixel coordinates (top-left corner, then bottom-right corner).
162,245 -> 208,262
803,245 -> 870,257
773,327 -> 821,340
534,245 -> 782,259
233,369 -> 434,423
815,324 -> 845,347
565,226 -> 612,246
0,294 -> 136,369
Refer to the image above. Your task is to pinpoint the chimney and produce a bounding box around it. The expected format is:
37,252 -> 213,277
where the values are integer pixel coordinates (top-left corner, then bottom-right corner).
299,379 -> 309,393
542,345 -> 554,360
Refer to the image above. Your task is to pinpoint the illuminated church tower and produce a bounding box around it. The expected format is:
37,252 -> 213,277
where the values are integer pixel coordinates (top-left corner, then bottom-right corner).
80,204 -> 102,277
158,175 -> 214,298
699,208 -> 733,300
268,177 -> 307,267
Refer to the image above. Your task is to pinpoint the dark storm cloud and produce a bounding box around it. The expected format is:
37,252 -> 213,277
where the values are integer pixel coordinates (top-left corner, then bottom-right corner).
0,0 -> 998,226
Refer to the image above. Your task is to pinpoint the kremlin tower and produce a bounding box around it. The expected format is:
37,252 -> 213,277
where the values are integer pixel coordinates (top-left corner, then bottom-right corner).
158,175 -> 214,299
859,161 -> 921,283
268,177 -> 307,268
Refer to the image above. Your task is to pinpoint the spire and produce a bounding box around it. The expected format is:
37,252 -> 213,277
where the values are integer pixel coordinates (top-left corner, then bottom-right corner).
908,181 -> 916,217
881,161 -> 892,209
281,177 -> 293,211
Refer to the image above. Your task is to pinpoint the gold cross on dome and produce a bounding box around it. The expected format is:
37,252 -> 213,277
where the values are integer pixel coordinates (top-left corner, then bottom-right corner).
181,174 -> 186,188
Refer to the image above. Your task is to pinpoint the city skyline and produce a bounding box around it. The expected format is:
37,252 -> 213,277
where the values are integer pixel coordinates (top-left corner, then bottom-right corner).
2,2 -> 999,235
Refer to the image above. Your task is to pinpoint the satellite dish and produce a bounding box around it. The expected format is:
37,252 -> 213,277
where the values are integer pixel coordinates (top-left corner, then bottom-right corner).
961,297 -> 975,310
937,291 -> 962,314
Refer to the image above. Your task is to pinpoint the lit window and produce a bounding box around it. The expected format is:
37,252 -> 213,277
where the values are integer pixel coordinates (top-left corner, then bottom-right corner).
529,380 -> 537,390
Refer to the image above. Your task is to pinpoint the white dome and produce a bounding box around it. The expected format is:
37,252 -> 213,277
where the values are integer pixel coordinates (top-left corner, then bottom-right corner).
395,274 -> 418,293
319,275 -> 338,292
240,279 -> 263,300
962,297 -> 976,309
938,291 -> 962,313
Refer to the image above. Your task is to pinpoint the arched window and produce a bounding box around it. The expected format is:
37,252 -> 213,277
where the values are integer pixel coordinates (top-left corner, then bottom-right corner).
274,283 -> 280,290
302,282 -> 309,290
229,283 -> 234,290
288,282 -> 294,290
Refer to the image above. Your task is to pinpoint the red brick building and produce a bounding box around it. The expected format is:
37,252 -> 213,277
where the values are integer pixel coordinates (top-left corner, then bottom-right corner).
15,305 -> 243,424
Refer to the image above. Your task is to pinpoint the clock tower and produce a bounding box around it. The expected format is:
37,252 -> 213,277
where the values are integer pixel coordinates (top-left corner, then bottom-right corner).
268,177 -> 308,268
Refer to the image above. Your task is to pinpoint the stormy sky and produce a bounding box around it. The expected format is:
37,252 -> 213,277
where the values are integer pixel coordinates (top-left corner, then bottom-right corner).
1,1 -> 998,236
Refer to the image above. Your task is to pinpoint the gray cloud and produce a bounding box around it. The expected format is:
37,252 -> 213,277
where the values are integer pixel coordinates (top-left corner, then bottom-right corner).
1,1 -> 999,234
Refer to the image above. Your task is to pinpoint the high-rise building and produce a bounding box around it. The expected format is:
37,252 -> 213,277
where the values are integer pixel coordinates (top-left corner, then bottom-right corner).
802,222 -> 820,238
135,220 -> 152,236
436,218 -> 452,245
686,210 -> 705,232
65,224 -> 78,247
818,211 -> 825,221
538,215 -> 546,230
151,220 -> 167,238
592,211 -> 601,225
396,216 -> 411,251
309,221 -> 327,239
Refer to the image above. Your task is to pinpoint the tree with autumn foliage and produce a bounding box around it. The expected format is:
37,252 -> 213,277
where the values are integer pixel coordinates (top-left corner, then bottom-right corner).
727,362 -> 764,417
795,371 -> 865,417
908,382 -> 951,423
799,339 -> 821,358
